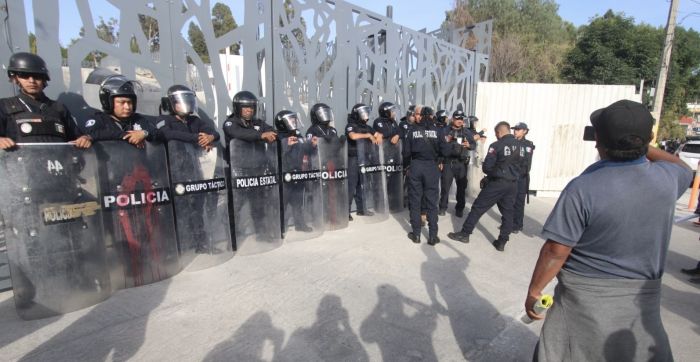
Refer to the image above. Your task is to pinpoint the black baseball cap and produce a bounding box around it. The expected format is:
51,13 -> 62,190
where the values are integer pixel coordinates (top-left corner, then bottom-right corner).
511,122 -> 528,130
590,100 -> 654,150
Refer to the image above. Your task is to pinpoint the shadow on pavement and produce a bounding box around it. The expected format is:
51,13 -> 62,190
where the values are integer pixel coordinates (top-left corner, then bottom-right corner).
17,279 -> 172,362
204,311 -> 284,362
420,242 -> 537,360
360,284 -> 439,361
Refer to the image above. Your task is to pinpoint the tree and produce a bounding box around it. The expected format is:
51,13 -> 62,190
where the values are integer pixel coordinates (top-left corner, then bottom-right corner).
443,0 -> 575,82
188,22 -> 210,63
28,32 -> 37,54
212,2 -> 239,54
138,14 -> 160,52
561,10 -> 700,140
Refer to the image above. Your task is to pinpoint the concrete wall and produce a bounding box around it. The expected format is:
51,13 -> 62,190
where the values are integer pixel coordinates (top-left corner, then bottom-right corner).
469,82 -> 642,197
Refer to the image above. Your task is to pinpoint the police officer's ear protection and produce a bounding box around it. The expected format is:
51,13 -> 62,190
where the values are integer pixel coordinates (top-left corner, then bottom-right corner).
159,96 -> 173,115
583,126 -> 595,141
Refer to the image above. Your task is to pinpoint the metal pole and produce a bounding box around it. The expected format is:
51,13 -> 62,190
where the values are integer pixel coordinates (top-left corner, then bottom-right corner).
651,0 -> 679,144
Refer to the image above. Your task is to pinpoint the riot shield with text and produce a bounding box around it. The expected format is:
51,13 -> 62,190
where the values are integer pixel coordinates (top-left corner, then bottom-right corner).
355,140 -> 389,223
95,141 -> 179,290
381,140 -> 404,212
0,144 -> 110,320
316,137 -> 349,230
229,139 -> 282,255
167,141 -> 233,271
279,137 -> 324,241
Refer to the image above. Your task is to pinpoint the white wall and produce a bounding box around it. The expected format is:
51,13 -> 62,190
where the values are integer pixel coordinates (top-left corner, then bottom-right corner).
469,82 -> 642,197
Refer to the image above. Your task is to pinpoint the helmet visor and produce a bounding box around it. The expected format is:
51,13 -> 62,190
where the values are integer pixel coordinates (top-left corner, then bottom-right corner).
356,105 -> 371,121
315,107 -> 334,124
387,105 -> 400,120
282,112 -> 303,131
169,90 -> 197,115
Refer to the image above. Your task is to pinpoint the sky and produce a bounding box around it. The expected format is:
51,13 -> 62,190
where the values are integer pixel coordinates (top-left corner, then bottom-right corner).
19,0 -> 700,46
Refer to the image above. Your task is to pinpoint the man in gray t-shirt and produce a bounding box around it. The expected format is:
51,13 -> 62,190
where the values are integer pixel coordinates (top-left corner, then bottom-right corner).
524,100 -> 692,361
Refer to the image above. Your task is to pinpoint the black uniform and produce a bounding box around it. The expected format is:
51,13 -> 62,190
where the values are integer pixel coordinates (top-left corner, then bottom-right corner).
374,116 -> 403,211
459,134 -> 524,242
155,114 -> 220,144
306,123 -> 338,141
157,114 -> 220,252
439,126 -> 477,214
403,122 -> 446,240
0,92 -> 83,143
223,115 -> 274,165
345,118 -> 375,213
398,118 -> 411,140
513,138 -> 535,231
278,130 -> 312,232
84,112 -> 157,142
223,115 -> 276,239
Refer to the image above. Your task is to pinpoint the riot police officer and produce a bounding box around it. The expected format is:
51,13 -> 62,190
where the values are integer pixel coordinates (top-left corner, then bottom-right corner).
84,75 -> 157,146
223,91 -> 276,146
156,84 -> 218,148
0,52 -> 91,149
468,115 -> 486,139
275,110 -> 312,234
223,91 -> 278,243
345,103 -> 381,220
158,85 -> 221,253
435,110 -> 449,134
399,105 -> 416,141
373,102 -> 401,143
439,110 -> 476,217
306,103 -> 338,141
374,102 -> 403,212
448,121 -> 524,251
404,106 -> 446,245
511,122 -> 535,233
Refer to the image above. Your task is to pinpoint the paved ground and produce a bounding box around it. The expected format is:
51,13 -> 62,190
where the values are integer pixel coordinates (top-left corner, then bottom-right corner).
1,191 -> 698,361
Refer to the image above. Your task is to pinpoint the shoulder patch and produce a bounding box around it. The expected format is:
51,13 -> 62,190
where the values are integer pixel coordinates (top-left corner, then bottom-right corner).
346,126 -> 353,132
224,121 -> 232,127
377,122 -> 383,128
488,147 -> 495,154
156,120 -> 166,129
85,119 -> 96,127
253,125 -> 260,131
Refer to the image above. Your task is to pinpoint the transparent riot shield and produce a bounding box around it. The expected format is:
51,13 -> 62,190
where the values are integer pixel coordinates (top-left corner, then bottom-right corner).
355,140 -> 389,223
167,141 -> 233,271
381,140 -> 404,213
94,141 -> 179,290
279,137 -> 324,241
0,144 -> 110,320
317,137 -> 349,230
229,139 -> 282,255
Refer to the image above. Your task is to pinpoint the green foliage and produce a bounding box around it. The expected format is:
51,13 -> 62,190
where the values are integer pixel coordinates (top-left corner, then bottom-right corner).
444,0 -> 575,82
561,11 -> 662,86
212,2 -> 240,54
188,22 -> 210,64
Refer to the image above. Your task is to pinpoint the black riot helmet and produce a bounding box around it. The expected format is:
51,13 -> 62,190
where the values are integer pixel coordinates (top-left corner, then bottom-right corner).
351,103 -> 372,123
310,103 -> 333,125
98,75 -> 138,113
274,110 -> 303,134
161,84 -> 197,116
232,90 -> 258,119
467,115 -> 479,130
436,110 -> 448,126
420,106 -> 435,123
7,52 -> 50,80
452,110 -> 466,127
378,102 -> 399,120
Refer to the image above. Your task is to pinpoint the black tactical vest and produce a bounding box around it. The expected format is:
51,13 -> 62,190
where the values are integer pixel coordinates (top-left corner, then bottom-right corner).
0,96 -> 68,143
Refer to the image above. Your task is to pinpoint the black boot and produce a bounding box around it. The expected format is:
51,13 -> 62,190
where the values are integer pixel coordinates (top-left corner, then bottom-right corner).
407,232 -> 420,244
492,239 -> 507,252
447,231 -> 470,243
428,236 -> 440,246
